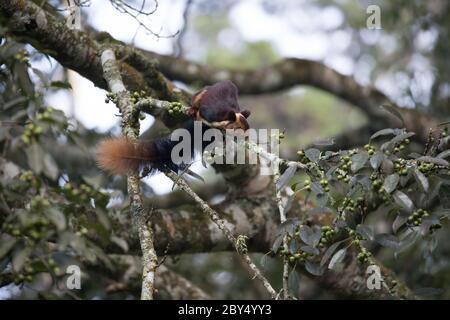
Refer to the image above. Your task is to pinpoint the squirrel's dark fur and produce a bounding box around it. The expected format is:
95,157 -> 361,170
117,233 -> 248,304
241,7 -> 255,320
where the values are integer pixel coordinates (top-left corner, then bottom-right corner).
96,80 -> 250,175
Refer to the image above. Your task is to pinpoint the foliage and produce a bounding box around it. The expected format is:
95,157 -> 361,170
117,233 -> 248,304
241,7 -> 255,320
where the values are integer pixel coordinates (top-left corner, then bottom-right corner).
1,1 -> 450,300
271,126 -> 449,293
0,39 -> 131,299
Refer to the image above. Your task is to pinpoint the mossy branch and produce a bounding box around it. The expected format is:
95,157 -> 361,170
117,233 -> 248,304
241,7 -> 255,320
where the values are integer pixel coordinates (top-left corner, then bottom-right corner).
100,48 -> 158,300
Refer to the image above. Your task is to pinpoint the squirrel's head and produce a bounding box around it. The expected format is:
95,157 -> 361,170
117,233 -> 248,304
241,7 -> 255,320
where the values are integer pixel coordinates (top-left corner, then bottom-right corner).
191,80 -> 250,131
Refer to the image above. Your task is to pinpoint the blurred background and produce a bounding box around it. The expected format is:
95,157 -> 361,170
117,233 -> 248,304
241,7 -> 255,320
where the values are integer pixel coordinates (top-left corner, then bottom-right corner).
42,0 -> 449,192
1,0 -> 449,299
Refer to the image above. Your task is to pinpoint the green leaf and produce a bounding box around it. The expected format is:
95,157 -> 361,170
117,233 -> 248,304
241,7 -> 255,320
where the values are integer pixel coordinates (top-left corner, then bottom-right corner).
328,248 -> 347,270
12,246 -> 32,272
110,236 -> 129,252
351,152 -> 368,172
374,233 -> 400,249
271,235 -> 284,253
288,269 -> 301,293
95,209 -> 111,230
395,230 -> 419,254
436,150 -> 450,159
283,193 -> 296,215
413,169 -> 429,192
2,161 -> 20,180
439,185 -> 450,209
392,214 -> 408,233
31,68 -> 49,86
300,245 -> 320,255
370,152 -> 384,169
305,261 -> 324,276
417,156 -> 449,167
370,128 -> 397,140
356,224 -> 374,240
316,193 -> 329,208
381,132 -> 415,152
276,164 -> 297,191
393,190 -> 414,212
0,235 -> 17,259
383,173 -> 399,193
299,225 -> 321,247
320,240 -> 344,267
310,181 -> 324,194
390,132 -> 415,145
45,208 -> 66,231
43,153 -> 59,180
260,254 -> 269,269
25,144 -> 45,174
305,148 -> 320,163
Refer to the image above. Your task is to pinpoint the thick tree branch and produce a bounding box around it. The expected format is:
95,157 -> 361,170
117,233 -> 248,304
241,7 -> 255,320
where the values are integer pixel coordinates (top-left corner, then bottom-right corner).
0,0 -> 185,104
0,0 -> 439,142
139,51 -> 440,138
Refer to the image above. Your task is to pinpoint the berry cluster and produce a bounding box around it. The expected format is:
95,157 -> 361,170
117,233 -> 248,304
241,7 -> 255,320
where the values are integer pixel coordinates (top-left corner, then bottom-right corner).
393,138 -> 410,153
407,208 -> 429,226
357,248 -> 372,264
19,170 -> 39,188
276,226 -> 314,263
36,107 -> 55,121
12,258 -> 59,285
167,102 -> 185,116
296,150 -> 307,163
364,144 -> 376,156
341,196 -> 364,213
336,152 -> 356,182
62,182 -> 108,206
394,159 -> 409,176
417,162 -> 436,176
3,198 -> 51,242
21,123 -> 43,145
319,225 -> 336,248
20,107 -> 59,145
14,49 -> 29,64
319,179 -> 330,193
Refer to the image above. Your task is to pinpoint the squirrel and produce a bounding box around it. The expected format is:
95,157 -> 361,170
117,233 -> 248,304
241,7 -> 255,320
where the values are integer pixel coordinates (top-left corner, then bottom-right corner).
96,80 -> 251,175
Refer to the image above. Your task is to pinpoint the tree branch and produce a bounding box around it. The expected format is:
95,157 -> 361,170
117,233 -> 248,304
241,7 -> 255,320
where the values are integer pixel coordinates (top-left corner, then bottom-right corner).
1,0 -> 439,141
100,48 -> 157,300
164,170 -> 278,299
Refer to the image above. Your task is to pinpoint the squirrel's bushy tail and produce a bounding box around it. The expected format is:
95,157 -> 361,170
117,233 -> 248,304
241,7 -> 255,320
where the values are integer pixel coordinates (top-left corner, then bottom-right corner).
96,137 -> 176,175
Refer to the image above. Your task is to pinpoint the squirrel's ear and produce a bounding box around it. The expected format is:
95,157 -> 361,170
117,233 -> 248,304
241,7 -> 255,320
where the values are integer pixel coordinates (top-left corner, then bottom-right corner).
241,110 -> 251,118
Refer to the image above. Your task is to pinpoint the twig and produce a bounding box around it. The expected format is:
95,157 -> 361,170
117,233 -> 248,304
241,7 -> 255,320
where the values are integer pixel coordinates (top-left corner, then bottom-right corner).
108,0 -> 178,39
100,48 -> 158,300
273,163 -> 290,300
174,0 -> 193,57
164,170 -> 277,299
